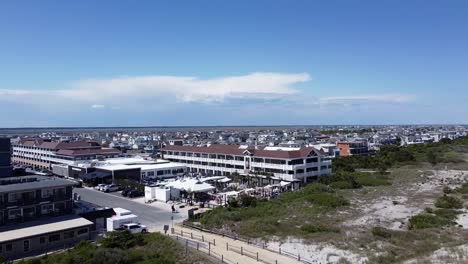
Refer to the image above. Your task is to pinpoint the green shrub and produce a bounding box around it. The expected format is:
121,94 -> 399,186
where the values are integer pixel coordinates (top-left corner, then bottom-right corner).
456,183 -> 468,194
101,231 -> 144,249
239,195 -> 257,207
424,207 -> 434,213
433,208 -> 461,221
306,192 -> 350,208
408,214 -> 455,230
301,224 -> 339,234
435,195 -> 464,209
330,180 -> 355,189
355,174 -> 391,186
371,226 -> 393,239
443,186 -> 453,194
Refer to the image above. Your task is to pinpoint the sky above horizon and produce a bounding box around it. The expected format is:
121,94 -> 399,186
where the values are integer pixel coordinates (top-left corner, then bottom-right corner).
0,0 -> 467,127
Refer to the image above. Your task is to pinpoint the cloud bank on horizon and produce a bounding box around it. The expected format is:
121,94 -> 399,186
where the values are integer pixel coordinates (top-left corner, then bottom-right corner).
0,71 -> 421,127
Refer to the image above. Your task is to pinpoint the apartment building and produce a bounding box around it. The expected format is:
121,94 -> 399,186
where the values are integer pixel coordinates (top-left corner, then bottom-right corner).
0,176 -> 77,226
0,175 -> 94,261
12,138 -> 121,170
161,144 -> 332,182
337,141 -> 369,157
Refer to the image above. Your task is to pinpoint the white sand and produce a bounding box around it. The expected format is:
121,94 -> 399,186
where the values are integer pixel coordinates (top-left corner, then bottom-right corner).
404,244 -> 468,264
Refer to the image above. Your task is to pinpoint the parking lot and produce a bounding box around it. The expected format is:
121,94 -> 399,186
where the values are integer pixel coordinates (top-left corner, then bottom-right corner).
73,187 -> 188,232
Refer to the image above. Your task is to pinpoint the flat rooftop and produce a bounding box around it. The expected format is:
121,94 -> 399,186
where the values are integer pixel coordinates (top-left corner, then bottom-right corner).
0,175 -> 78,194
96,162 -> 186,172
0,216 -> 93,243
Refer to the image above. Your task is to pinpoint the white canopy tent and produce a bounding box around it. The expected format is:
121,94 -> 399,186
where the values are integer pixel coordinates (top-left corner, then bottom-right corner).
166,178 -> 216,193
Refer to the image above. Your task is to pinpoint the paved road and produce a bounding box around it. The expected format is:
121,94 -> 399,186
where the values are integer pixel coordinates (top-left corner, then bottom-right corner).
74,188 -> 187,232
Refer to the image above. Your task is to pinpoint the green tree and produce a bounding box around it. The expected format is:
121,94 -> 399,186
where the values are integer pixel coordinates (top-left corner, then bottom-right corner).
427,150 -> 438,165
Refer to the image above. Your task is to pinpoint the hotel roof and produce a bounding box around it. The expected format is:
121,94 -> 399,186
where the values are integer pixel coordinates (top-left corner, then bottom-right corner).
163,144 -> 324,159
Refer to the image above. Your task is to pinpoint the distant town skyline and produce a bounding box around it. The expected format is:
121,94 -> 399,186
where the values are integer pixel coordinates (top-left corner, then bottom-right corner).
0,1 -> 467,127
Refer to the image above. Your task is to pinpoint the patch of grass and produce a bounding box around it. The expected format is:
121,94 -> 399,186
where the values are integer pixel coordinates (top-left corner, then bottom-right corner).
408,214 -> 456,230
456,183 -> 468,194
355,173 -> 391,186
433,208 -> 462,221
301,224 -> 339,234
18,232 -> 213,264
198,183 -> 348,238
435,195 -> 464,209
371,226 -> 393,239
330,180 -> 356,189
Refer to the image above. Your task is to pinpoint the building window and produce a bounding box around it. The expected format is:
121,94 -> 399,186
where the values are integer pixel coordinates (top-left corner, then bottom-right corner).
42,189 -> 53,199
23,240 -> 30,252
41,204 -> 53,214
77,228 -> 88,236
39,237 -> 46,244
5,243 -> 12,252
54,202 -> 65,213
64,231 -> 75,239
8,192 -> 19,202
49,234 -> 61,242
23,206 -> 35,218
8,209 -> 21,220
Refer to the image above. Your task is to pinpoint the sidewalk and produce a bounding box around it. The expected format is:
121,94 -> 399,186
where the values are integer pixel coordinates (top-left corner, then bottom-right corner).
173,225 -> 303,264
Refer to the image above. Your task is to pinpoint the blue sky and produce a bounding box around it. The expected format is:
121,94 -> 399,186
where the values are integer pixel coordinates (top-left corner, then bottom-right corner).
0,0 -> 467,127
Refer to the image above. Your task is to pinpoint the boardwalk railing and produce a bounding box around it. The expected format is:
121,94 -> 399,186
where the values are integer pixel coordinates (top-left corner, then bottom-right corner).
173,234 -> 238,264
175,225 -> 316,264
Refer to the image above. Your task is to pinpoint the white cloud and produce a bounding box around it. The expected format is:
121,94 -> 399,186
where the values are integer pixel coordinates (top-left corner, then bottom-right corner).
319,94 -> 415,105
91,104 -> 105,109
0,73 -> 416,113
0,72 -> 310,106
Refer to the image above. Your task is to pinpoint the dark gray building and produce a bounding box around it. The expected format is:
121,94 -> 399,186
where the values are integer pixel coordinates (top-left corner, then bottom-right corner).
0,138 -> 12,178
0,176 -> 93,261
0,176 -> 77,226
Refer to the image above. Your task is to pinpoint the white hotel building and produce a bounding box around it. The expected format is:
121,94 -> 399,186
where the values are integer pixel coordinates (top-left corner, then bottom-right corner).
162,144 -> 332,182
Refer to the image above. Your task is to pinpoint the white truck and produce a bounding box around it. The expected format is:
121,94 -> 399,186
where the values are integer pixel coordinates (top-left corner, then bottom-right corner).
106,208 -> 139,232
117,223 -> 148,234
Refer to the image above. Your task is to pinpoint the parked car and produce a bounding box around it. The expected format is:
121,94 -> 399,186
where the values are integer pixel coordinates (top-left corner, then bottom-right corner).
127,190 -> 144,198
102,184 -> 121,193
95,184 -> 107,191
121,188 -> 132,197
116,223 -> 147,234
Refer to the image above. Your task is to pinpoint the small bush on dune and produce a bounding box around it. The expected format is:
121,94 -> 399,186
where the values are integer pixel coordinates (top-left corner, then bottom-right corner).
408,214 -> 455,230
301,224 -> 339,234
371,226 -> 393,239
435,195 -> 464,209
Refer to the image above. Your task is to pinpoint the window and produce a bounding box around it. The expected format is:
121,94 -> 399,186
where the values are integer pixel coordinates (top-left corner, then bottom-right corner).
147,171 -> 154,177
49,234 -> 61,242
54,202 -> 65,213
8,192 -> 19,202
8,209 -> 21,220
5,244 -> 12,252
23,207 -> 35,217
39,237 -> 46,244
41,189 -> 53,198
64,231 -> 75,239
157,170 -> 164,176
77,228 -> 88,236
23,240 -> 30,252
41,204 -> 53,214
